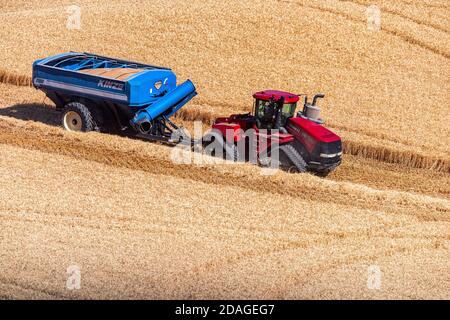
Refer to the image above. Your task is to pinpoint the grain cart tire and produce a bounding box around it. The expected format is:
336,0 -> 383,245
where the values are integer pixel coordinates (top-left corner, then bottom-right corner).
62,102 -> 97,132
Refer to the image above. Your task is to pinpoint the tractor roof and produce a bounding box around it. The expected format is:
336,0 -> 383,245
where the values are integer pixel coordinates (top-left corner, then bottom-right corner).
253,90 -> 299,103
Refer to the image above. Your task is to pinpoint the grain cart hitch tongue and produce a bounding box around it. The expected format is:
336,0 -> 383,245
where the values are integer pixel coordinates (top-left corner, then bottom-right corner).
204,90 -> 342,176
32,52 -> 196,143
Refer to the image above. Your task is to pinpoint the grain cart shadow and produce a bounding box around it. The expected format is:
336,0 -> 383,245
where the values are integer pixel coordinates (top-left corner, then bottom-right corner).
0,103 -> 61,127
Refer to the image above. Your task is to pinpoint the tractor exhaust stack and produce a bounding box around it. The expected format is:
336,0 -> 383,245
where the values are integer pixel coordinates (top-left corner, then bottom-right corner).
312,93 -> 325,106
302,93 -> 325,123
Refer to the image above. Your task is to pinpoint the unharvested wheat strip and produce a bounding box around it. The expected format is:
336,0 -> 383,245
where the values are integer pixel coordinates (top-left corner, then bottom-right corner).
170,104 -> 450,172
173,107 -> 215,124
0,70 -> 31,87
343,138 -> 450,173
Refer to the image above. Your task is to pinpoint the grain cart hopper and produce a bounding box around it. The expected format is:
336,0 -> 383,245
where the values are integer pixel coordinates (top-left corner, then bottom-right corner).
203,90 -> 342,176
32,52 -> 197,142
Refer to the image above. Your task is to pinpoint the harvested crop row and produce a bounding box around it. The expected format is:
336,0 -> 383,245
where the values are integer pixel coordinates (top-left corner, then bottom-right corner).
0,116 -> 448,221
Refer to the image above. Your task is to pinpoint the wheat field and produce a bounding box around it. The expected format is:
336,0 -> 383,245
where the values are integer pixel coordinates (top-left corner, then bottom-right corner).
0,0 -> 449,299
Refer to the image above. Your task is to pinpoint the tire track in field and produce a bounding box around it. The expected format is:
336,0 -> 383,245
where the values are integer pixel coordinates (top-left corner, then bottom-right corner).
182,232 -> 444,281
180,229 -> 447,298
268,244 -> 432,298
0,276 -> 64,299
1,207 -> 319,247
277,0 -> 450,60
3,204 -> 448,251
337,0 -> 450,34
396,0 -> 449,11
0,1 -> 139,18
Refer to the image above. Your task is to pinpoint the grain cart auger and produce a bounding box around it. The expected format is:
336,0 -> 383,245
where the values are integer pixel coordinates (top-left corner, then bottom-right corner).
203,90 -> 342,176
32,52 -> 197,143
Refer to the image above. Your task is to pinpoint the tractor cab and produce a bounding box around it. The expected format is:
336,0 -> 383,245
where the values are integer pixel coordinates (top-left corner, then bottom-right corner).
252,90 -> 299,130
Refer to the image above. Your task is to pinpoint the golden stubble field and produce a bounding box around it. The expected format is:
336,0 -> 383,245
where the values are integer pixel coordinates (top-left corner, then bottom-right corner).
0,0 -> 449,299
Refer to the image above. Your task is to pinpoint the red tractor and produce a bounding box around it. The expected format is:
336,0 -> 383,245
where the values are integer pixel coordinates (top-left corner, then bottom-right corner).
203,90 -> 342,176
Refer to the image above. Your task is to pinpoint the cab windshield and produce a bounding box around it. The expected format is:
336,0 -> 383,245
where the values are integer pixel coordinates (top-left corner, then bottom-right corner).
254,99 -> 297,128
255,100 -> 296,118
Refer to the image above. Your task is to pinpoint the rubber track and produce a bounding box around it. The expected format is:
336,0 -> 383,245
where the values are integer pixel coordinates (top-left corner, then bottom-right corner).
279,144 -> 307,172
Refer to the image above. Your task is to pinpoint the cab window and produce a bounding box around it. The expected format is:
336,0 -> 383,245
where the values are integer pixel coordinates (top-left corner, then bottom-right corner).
281,103 -> 296,118
254,99 -> 269,118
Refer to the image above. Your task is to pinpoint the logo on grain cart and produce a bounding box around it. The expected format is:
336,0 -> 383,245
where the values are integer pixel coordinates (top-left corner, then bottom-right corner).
98,80 -> 124,91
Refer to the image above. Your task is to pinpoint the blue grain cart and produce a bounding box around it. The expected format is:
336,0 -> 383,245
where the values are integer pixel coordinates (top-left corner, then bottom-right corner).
32,52 -> 197,141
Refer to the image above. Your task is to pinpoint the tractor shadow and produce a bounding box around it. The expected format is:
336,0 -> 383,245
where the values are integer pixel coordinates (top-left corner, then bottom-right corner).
0,103 -> 61,127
